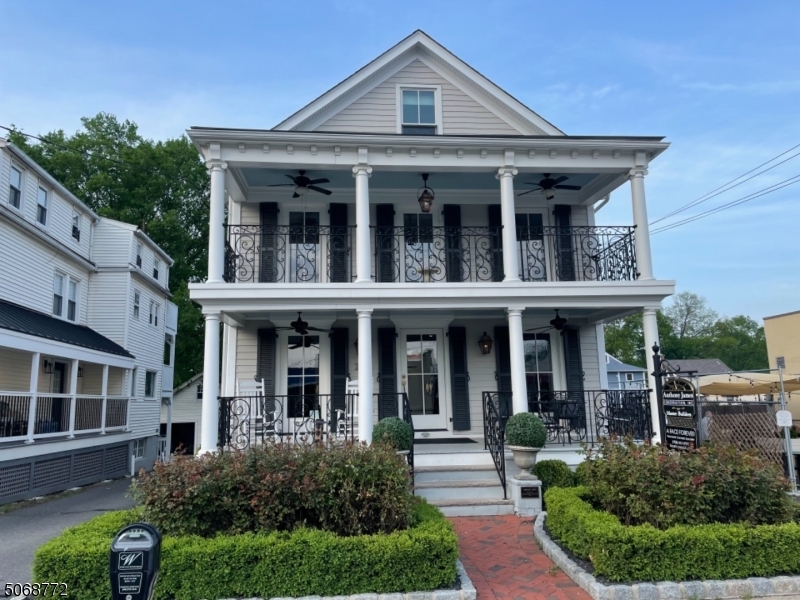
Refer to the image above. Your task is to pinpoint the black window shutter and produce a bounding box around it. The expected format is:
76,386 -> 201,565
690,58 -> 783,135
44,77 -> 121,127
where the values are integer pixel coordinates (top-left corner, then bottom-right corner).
488,205 -> 504,282
377,327 -> 398,418
256,328 -> 277,413
449,326 -> 470,430
375,204 -> 395,282
553,205 -> 576,281
328,204 -> 349,282
259,203 -> 279,283
330,327 -> 349,413
494,326 -> 512,420
443,205 -> 462,282
562,326 -> 584,395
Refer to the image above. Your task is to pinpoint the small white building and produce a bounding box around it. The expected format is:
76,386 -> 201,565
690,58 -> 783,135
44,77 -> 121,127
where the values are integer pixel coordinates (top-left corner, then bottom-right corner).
160,373 -> 203,457
0,138 -> 178,504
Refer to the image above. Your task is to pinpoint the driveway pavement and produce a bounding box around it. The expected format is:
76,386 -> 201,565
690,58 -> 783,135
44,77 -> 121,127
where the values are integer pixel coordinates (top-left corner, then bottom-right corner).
0,478 -> 136,586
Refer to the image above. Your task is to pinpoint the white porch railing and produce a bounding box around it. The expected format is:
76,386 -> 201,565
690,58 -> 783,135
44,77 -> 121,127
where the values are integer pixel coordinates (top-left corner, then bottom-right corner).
157,436 -> 169,462
0,392 -> 129,442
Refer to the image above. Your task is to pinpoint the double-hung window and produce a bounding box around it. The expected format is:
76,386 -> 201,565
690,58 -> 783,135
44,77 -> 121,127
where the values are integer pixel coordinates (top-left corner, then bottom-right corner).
72,211 -> 81,242
133,290 -> 140,319
401,89 -> 438,135
136,243 -> 142,268
153,258 -> 160,281
133,438 -> 145,459
37,187 -> 48,225
67,279 -> 78,322
53,273 -> 65,316
53,273 -> 79,321
149,301 -> 159,327
145,371 -> 157,398
9,166 -> 22,209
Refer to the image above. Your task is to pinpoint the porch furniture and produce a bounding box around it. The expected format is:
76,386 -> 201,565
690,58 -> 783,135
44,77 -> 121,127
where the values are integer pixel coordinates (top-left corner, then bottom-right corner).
336,379 -> 359,438
235,378 -> 274,440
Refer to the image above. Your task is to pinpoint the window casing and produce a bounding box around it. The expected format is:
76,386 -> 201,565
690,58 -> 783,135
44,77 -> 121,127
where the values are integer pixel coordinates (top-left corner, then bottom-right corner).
67,279 -> 78,322
52,273 -> 64,316
9,166 -> 22,209
136,243 -> 142,268
149,301 -> 159,327
625,373 -> 635,382
53,273 -> 79,321
72,212 -> 81,242
37,187 -> 48,225
523,333 -> 553,403
133,438 -> 145,459
153,258 -> 160,281
145,371 -> 157,398
133,291 -> 140,319
400,88 -> 439,135
196,383 -> 203,401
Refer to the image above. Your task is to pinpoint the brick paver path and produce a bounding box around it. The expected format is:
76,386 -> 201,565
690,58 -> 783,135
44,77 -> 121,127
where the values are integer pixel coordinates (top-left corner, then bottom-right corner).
450,515 -> 591,600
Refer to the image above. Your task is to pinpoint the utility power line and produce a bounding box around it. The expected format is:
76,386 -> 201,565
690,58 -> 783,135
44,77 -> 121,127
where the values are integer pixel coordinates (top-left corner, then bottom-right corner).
650,142 -> 800,226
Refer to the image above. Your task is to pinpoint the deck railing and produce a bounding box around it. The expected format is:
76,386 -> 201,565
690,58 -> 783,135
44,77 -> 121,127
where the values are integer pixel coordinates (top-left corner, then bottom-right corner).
0,392 -> 129,442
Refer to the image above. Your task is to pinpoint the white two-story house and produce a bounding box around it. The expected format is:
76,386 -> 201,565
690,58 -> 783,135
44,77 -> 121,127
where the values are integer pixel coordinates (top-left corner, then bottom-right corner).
188,31 -> 674,514
0,138 -> 178,504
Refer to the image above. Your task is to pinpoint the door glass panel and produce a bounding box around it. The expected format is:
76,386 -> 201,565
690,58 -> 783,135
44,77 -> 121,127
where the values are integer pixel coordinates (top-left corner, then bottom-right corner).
524,333 -> 552,407
406,334 -> 439,416
287,335 -> 319,417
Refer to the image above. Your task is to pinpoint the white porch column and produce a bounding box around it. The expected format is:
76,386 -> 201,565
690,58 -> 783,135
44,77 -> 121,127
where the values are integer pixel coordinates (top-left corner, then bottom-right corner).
199,312 -> 221,453
207,160 -> 228,283
67,359 -> 79,438
222,323 -> 238,396
26,352 -> 40,443
507,308 -> 528,414
497,167 -> 520,282
100,364 -> 109,434
642,308 -> 662,443
630,165 -> 654,281
353,163 -> 373,283
165,399 -> 173,460
357,309 -> 374,442
595,324 -> 610,390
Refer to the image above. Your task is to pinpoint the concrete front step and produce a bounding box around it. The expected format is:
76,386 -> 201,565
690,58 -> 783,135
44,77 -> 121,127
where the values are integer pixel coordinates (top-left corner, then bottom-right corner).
414,450 -> 511,468
415,479 -> 505,501
415,464 -> 498,483
431,497 -> 515,517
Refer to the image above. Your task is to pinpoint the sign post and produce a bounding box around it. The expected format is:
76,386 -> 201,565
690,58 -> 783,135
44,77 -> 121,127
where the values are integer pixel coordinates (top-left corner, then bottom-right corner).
777,357 -> 797,493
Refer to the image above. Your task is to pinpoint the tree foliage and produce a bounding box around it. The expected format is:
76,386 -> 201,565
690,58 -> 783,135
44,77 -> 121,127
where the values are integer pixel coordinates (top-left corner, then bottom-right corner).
8,114 -> 209,384
604,292 -> 768,372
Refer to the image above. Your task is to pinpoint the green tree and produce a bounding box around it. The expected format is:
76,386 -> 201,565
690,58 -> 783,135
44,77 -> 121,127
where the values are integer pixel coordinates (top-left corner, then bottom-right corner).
8,114 -> 209,384
604,311 -> 676,367
709,316 -> 769,371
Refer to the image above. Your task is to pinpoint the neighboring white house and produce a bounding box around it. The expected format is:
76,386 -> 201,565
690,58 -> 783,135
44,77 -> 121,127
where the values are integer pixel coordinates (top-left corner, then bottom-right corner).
160,373 -> 203,457
605,353 -> 647,390
187,30 -> 674,514
0,138 -> 178,504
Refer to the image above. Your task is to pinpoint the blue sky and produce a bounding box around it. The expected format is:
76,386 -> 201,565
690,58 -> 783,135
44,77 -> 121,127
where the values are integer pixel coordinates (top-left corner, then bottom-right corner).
2,1 -> 799,321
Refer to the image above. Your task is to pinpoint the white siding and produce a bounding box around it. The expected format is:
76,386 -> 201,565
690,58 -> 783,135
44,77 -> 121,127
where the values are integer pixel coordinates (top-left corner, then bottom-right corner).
0,348 -> 33,391
160,380 -> 203,453
87,271 -> 128,345
315,59 -> 525,135
92,220 -> 133,267
580,326 -> 602,390
235,327 -> 258,382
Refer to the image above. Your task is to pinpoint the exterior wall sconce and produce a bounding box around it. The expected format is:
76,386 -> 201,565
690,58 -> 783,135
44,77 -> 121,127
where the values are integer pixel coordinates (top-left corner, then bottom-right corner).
43,359 -> 53,374
78,367 -> 84,378
417,173 -> 435,213
478,332 -> 493,355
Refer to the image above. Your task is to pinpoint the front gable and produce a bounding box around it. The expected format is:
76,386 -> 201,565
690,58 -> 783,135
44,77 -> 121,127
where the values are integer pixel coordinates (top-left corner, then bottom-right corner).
275,30 -> 562,136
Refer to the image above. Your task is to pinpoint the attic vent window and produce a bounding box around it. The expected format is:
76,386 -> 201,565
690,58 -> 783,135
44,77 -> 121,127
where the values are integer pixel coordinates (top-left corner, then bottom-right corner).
401,89 -> 437,135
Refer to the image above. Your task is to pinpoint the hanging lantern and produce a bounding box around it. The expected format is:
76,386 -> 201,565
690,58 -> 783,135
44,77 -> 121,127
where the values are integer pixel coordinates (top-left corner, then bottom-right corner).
478,332 -> 493,355
417,173 -> 435,213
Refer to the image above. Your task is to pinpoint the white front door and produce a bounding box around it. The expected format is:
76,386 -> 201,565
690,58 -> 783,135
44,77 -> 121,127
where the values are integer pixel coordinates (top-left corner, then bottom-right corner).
399,330 -> 448,431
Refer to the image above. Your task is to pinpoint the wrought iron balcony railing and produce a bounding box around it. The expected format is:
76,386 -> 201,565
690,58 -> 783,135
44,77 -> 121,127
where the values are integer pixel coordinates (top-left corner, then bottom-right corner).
222,224 -> 638,284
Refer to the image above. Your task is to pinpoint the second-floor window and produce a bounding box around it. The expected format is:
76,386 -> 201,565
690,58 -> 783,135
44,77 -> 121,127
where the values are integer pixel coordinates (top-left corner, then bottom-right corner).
133,290 -> 141,319
67,279 -> 78,321
401,89 -> 437,135
153,258 -> 160,281
136,243 -> 143,268
37,187 -> 48,225
9,166 -> 22,209
163,333 -> 173,365
53,273 -> 78,321
52,273 -> 64,316
72,212 -> 81,242
149,301 -> 159,327
145,371 -> 157,398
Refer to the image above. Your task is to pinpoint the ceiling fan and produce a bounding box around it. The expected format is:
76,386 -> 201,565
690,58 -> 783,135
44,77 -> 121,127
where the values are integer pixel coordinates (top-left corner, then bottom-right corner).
517,174 -> 582,200
276,312 -> 332,336
268,170 -> 332,198
526,310 -> 568,334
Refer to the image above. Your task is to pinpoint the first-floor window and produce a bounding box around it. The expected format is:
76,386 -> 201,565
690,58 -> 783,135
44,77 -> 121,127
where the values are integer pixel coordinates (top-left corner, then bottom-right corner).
523,333 -> 553,407
133,438 -> 145,459
52,273 -> 64,316
287,335 -> 320,417
145,371 -> 157,398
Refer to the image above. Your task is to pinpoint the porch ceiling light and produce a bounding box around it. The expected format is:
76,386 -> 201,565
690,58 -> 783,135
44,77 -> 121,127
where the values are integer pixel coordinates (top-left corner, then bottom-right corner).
417,173 -> 435,213
541,188 -> 556,201
478,331 -> 493,355
294,184 -> 308,196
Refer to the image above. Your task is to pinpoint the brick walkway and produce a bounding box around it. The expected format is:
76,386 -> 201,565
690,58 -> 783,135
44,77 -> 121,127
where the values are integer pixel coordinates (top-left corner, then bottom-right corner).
450,515 -> 591,600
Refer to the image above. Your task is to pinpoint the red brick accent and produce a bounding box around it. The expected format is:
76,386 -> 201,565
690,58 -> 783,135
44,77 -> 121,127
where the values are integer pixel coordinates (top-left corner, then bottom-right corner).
450,516 -> 591,600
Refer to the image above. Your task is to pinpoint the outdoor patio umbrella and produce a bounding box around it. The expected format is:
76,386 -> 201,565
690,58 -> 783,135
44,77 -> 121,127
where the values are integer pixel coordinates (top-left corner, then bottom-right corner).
697,373 -> 800,396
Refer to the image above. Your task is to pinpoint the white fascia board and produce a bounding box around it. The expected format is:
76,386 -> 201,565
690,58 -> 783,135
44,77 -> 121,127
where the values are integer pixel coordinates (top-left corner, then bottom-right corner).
0,330 -> 135,369
99,218 -> 174,265
188,280 -> 676,313
130,267 -> 173,298
0,141 -> 101,222
0,430 -> 130,461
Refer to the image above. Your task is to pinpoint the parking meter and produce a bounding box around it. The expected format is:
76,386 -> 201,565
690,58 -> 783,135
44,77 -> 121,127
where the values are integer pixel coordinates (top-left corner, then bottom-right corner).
110,523 -> 161,600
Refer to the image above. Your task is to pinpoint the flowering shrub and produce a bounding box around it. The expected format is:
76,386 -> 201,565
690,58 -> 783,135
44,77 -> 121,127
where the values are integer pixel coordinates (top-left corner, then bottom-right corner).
132,442 -> 415,537
581,438 -> 794,528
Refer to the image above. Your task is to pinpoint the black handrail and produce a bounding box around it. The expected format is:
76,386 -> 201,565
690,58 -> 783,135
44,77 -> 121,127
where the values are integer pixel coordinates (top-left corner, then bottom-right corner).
482,392 -> 507,499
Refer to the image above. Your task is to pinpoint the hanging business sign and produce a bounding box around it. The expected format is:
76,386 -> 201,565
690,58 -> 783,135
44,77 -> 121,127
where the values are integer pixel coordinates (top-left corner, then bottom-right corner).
662,378 -> 697,451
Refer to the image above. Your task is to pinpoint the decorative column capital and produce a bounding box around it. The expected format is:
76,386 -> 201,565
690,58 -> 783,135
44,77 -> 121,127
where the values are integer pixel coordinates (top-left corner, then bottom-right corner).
356,308 -> 374,317
506,307 -> 525,317
496,167 -> 518,179
628,167 -> 648,179
206,160 -> 228,173
352,165 -> 373,177
203,311 -> 221,320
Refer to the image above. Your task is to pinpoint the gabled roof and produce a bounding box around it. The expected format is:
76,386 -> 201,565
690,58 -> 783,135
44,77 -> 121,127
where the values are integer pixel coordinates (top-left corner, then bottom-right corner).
606,354 -> 647,373
665,358 -> 732,376
0,298 -> 133,358
174,372 -> 202,394
274,30 -> 563,136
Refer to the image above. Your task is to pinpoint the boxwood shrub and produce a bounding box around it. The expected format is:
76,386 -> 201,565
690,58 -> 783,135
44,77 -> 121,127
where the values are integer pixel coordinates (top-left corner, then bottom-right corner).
33,500 -> 459,600
545,486 -> 800,582
505,412 -> 547,447
373,417 -> 413,451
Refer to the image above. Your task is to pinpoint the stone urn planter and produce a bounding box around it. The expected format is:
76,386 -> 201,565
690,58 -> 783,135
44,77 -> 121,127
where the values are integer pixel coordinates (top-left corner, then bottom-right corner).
504,412 -> 547,479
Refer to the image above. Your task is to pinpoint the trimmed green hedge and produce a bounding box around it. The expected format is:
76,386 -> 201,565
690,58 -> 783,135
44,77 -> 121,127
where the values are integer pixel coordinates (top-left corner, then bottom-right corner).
545,486 -> 800,582
33,501 -> 458,600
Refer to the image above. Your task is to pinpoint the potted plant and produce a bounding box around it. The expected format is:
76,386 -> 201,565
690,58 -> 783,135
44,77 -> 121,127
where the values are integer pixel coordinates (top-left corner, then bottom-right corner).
505,412 -> 547,477
372,417 -> 413,455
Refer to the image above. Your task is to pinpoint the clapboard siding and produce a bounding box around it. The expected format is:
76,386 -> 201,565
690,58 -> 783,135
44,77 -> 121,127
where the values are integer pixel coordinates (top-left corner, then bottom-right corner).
315,59 -> 525,135
87,271 -> 128,346
234,327 -> 258,382
580,326 -> 602,390
0,347 -> 33,391
160,379 -> 203,453
92,221 -> 133,267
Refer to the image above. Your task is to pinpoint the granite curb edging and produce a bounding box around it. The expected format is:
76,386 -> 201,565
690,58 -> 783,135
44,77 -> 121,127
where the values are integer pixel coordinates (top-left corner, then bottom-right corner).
205,559 -> 476,600
534,512 -> 800,600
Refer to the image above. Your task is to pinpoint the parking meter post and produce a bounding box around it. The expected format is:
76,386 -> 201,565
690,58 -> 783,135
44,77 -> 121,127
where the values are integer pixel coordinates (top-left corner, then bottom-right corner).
110,523 -> 161,600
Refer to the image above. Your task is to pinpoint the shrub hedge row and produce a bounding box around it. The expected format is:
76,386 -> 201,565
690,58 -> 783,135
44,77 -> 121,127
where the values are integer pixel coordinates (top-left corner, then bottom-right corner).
33,501 -> 458,600
545,486 -> 800,582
